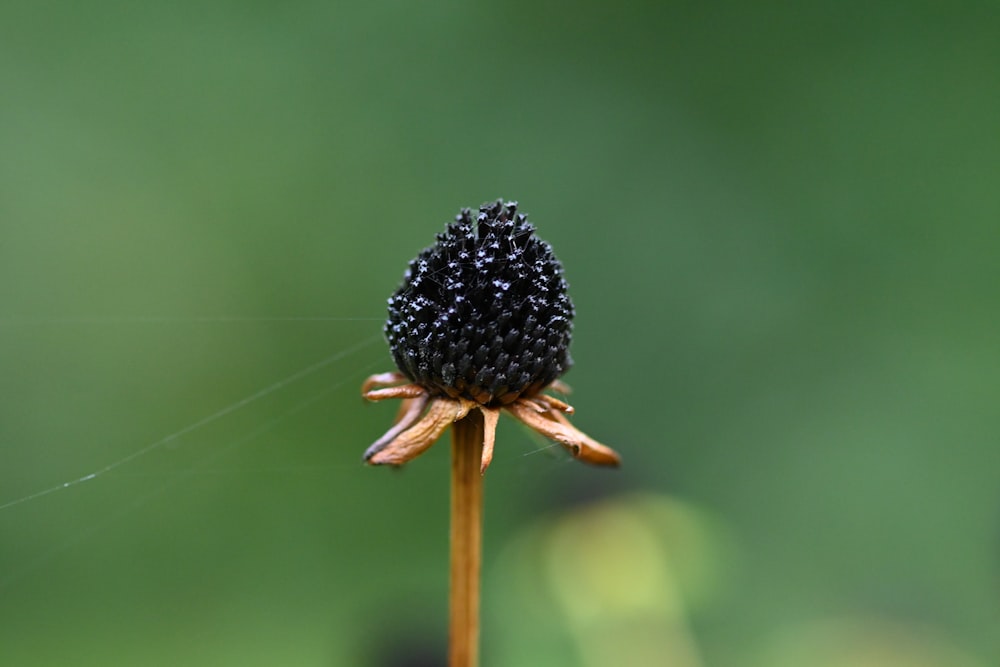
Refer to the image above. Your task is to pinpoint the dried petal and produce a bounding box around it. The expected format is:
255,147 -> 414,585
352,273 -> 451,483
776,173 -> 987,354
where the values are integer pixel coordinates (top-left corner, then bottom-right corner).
363,395 -> 429,461
479,407 -> 500,474
507,400 -> 621,467
366,397 -> 476,466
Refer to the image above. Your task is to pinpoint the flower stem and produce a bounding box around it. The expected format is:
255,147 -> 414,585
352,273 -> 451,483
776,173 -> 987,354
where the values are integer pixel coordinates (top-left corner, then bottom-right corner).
449,412 -> 483,667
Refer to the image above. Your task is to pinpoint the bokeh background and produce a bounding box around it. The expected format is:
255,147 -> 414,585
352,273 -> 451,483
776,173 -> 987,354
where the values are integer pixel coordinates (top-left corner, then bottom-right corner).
2,2 -> 998,666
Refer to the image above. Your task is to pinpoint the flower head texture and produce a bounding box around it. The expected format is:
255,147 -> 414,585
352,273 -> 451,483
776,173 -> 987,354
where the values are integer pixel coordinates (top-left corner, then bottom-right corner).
362,200 -> 620,472
386,199 -> 574,405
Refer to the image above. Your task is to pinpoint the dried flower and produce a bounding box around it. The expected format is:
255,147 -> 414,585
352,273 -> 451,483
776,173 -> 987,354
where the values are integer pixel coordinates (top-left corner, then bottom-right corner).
362,200 -> 621,473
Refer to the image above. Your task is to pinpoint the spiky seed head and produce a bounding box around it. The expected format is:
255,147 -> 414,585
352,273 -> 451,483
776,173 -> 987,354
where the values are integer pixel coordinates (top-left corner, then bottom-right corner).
385,200 -> 574,405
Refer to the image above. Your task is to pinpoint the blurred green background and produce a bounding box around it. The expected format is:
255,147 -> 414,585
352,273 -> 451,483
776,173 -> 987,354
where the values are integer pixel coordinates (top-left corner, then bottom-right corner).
2,2 -> 997,666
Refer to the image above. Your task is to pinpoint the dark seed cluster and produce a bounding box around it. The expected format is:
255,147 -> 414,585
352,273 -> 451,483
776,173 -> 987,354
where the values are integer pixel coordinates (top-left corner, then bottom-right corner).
385,200 -> 575,405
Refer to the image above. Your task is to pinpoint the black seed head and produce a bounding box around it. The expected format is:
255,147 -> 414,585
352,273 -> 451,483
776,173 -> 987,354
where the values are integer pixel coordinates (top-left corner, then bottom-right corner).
385,200 -> 575,405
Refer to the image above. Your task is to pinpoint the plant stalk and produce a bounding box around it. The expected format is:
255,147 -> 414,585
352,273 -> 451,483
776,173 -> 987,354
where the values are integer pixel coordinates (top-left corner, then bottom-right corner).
449,412 -> 483,667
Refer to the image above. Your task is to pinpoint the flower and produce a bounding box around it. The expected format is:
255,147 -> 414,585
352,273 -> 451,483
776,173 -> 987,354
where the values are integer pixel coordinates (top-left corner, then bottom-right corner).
362,200 -> 621,473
